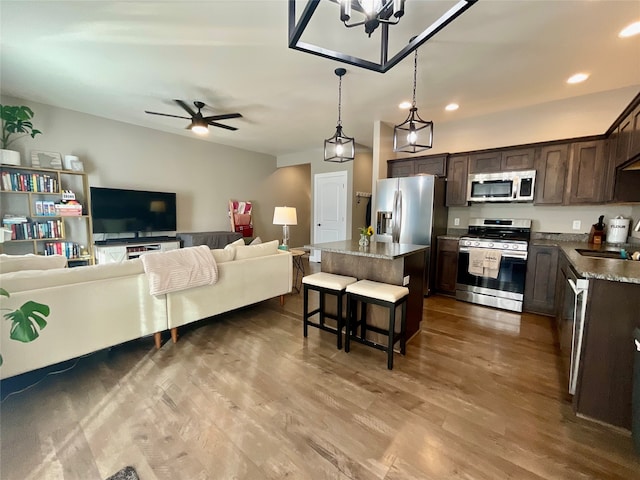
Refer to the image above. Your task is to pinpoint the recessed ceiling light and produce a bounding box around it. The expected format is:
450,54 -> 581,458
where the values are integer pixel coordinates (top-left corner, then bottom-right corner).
445,103 -> 459,111
619,21 -> 640,38
567,73 -> 589,84
398,101 -> 412,109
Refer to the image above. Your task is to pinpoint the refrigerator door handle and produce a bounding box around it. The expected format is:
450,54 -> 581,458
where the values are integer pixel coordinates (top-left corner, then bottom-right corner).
392,189 -> 402,243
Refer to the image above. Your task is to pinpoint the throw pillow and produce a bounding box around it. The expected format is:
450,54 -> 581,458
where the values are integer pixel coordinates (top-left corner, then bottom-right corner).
234,239 -> 279,260
228,238 -> 245,247
0,254 -> 68,274
211,248 -> 235,264
249,236 -> 262,245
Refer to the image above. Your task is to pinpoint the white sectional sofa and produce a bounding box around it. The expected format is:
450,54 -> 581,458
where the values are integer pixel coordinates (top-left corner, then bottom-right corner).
0,241 -> 292,380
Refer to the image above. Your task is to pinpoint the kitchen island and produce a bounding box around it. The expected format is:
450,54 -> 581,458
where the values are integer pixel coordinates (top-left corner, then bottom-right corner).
305,239 -> 429,341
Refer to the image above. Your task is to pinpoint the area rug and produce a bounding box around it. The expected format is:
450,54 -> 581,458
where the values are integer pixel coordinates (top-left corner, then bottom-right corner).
106,466 -> 139,480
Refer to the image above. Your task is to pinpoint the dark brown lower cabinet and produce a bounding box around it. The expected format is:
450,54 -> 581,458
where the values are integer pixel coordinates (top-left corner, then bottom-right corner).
523,245 -> 559,316
435,238 -> 459,295
576,279 -> 640,429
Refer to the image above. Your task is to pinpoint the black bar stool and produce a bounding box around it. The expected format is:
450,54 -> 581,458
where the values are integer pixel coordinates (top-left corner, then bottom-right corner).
345,279 -> 409,370
302,272 -> 357,349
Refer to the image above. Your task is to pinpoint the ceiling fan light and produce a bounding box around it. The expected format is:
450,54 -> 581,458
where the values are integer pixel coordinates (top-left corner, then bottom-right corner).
191,124 -> 208,135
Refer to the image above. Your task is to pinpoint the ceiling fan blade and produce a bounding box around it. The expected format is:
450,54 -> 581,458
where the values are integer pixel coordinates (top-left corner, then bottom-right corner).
145,111 -> 191,120
174,99 -> 197,117
203,113 -> 243,122
209,122 -> 238,131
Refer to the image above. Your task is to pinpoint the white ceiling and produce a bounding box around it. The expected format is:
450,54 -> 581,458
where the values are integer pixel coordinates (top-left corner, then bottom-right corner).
1,0 -> 639,157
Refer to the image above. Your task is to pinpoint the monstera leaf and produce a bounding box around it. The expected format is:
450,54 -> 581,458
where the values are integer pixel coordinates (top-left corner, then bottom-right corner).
4,301 -> 50,342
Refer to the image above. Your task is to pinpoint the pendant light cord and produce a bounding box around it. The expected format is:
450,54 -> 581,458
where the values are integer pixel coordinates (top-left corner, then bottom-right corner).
337,74 -> 343,127
411,49 -> 418,108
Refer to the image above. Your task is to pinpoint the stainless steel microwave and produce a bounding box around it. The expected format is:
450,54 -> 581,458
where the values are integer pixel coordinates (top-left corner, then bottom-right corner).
467,170 -> 536,202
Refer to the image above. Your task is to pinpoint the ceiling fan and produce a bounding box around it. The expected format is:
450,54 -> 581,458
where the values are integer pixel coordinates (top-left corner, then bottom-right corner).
144,100 -> 242,134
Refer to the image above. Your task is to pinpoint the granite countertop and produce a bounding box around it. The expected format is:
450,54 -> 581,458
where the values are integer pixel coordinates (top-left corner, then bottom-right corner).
531,239 -> 640,284
305,239 -> 429,260
438,234 -> 462,241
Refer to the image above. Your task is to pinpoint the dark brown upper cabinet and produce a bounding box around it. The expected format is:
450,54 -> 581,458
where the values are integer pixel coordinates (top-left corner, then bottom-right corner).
388,154 -> 448,178
415,154 -> 447,177
387,159 -> 415,178
446,154 -> 469,206
534,144 -> 569,205
468,151 -> 501,173
502,148 -> 536,171
628,104 -> 640,161
469,148 -> 535,173
568,140 -> 607,204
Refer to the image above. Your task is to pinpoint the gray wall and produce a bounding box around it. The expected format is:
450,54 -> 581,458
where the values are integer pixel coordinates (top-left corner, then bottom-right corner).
1,95 -> 310,245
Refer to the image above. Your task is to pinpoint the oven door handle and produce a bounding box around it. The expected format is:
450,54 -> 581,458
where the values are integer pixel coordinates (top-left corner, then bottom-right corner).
458,246 -> 527,260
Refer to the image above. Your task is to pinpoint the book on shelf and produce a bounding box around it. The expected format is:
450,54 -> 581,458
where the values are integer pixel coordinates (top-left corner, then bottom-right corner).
2,214 -> 28,224
1,171 -> 58,193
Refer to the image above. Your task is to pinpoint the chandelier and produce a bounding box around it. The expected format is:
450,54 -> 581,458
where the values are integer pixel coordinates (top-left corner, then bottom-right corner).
393,47 -> 433,153
340,0 -> 405,37
324,68 -> 355,162
288,0 -> 477,73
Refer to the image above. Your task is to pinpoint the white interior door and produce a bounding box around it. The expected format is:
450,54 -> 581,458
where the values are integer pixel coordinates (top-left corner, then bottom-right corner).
310,171 -> 347,262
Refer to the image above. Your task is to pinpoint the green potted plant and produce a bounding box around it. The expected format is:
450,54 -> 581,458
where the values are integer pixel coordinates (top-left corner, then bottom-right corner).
0,104 -> 42,166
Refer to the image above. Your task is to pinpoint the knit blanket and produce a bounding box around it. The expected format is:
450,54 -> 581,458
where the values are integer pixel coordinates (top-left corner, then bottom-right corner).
141,245 -> 218,295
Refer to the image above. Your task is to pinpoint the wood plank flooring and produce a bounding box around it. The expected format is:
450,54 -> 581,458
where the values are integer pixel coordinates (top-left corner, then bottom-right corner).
1,265 -> 639,479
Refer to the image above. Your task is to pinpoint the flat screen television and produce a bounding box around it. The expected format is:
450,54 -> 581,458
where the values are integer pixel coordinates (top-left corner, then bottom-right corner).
90,187 -> 177,235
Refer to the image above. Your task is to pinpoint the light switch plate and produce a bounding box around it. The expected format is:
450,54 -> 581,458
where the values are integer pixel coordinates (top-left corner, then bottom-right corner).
454,217 -> 460,226
572,220 -> 581,230
403,275 -> 410,286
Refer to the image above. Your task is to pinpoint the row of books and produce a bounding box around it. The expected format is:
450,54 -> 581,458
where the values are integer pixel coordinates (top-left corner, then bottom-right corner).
4,219 -> 64,240
43,242 -> 81,259
35,201 -> 58,216
1,171 -> 59,193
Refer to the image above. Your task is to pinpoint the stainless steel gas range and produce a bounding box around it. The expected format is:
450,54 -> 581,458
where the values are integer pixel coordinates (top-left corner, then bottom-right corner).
455,218 -> 532,312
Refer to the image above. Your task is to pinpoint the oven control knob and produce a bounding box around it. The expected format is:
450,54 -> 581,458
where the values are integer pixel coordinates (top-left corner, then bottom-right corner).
488,242 -> 494,248
474,241 -> 480,247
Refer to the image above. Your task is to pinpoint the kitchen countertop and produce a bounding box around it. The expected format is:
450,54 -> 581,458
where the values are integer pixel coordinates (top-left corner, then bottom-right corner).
531,239 -> 640,284
305,239 -> 429,260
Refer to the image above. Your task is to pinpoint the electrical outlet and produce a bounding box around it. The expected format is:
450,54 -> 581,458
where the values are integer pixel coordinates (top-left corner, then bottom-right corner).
572,220 -> 581,230
454,217 -> 460,226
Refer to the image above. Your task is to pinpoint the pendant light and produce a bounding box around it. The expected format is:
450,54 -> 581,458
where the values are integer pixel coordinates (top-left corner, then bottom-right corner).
324,68 -> 355,163
393,47 -> 433,153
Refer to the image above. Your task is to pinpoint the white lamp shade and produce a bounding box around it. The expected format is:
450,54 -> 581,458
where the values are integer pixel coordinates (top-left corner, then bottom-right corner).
273,206 -> 297,226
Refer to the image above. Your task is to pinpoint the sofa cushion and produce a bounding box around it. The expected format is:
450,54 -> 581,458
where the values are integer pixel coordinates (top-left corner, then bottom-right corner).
234,239 -> 279,260
1,258 -> 145,293
0,254 -> 68,274
211,248 -> 235,264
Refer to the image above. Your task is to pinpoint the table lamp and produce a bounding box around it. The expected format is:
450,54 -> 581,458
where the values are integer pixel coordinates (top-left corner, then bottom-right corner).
273,206 -> 297,250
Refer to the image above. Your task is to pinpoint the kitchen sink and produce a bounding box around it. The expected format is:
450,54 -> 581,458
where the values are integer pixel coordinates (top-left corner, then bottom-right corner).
575,249 -> 627,259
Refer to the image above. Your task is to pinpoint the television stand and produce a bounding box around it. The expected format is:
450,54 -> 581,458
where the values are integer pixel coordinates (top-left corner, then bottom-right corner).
94,238 -> 180,264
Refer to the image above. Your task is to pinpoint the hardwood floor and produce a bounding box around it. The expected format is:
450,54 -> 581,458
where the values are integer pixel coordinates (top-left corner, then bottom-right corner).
1,268 -> 639,479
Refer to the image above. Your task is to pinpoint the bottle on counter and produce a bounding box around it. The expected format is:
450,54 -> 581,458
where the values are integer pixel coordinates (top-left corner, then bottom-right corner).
588,215 -> 606,245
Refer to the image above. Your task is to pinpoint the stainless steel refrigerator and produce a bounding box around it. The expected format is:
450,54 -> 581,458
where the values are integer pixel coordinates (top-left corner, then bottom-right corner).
375,175 -> 448,295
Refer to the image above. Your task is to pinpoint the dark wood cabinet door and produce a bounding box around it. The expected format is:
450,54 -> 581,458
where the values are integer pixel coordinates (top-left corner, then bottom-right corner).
468,151 -> 501,173
501,148 -> 535,171
387,159 -> 415,178
446,154 -> 469,206
523,245 -> 559,316
568,140 -> 607,204
435,238 -> 459,295
534,144 -> 569,205
414,154 -> 447,176
629,104 -> 640,160
615,115 -> 633,167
